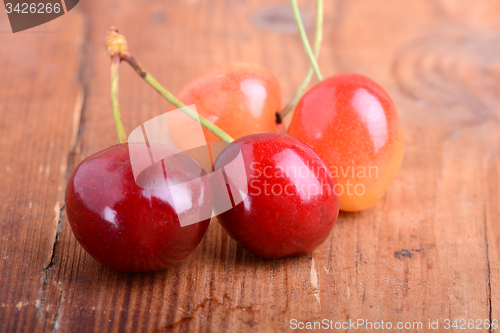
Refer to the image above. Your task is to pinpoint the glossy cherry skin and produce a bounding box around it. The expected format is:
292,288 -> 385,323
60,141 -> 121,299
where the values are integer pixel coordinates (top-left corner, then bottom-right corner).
65,143 -> 212,272
168,62 -> 281,150
213,133 -> 339,258
288,73 -> 405,212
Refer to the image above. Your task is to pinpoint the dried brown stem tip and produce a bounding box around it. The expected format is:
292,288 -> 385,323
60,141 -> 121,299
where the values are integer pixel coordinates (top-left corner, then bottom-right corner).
106,26 -> 129,58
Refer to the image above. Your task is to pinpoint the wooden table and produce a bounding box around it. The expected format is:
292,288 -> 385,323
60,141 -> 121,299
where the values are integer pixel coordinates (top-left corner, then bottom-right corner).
1,0 -> 499,332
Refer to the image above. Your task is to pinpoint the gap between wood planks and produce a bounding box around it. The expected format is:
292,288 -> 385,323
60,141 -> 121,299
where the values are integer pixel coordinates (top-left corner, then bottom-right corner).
484,200 -> 492,333
37,10 -> 91,330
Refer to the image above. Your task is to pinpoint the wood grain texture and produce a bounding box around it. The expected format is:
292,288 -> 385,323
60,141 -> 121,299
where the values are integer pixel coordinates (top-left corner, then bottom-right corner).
0,0 -> 499,332
0,6 -> 85,333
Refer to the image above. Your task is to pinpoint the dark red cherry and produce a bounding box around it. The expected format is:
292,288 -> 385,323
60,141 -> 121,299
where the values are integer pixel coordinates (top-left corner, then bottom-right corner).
65,143 -> 212,272
213,133 -> 339,258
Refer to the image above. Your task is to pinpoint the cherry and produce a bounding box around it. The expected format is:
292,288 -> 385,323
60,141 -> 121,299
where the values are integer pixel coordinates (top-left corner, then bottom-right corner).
65,143 -> 212,272
167,62 -> 281,150
213,132 -> 339,258
288,73 -> 405,211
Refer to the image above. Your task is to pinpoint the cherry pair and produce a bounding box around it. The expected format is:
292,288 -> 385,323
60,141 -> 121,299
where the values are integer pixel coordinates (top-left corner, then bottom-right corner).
174,62 -> 404,212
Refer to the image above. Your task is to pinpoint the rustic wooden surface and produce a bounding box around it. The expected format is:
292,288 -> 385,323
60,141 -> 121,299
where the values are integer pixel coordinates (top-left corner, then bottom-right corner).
1,0 -> 500,332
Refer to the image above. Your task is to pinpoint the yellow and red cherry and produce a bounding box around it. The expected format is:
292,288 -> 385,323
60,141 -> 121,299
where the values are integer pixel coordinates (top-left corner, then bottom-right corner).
168,62 -> 281,150
288,73 -> 404,212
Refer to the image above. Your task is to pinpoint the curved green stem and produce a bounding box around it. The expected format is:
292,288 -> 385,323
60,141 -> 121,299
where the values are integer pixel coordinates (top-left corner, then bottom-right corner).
143,73 -> 234,143
106,27 -> 234,144
120,52 -> 234,144
290,0 -> 323,82
110,55 -> 127,143
282,0 -> 323,117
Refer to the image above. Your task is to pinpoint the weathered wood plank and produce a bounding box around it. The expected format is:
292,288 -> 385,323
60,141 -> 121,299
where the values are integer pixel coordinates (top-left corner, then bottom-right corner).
0,9 -> 85,333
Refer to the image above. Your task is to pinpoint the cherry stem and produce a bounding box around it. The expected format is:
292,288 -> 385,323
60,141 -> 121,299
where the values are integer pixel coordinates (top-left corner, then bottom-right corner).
290,0 -> 323,82
281,0 -> 323,117
110,55 -> 128,143
105,27 -> 234,144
